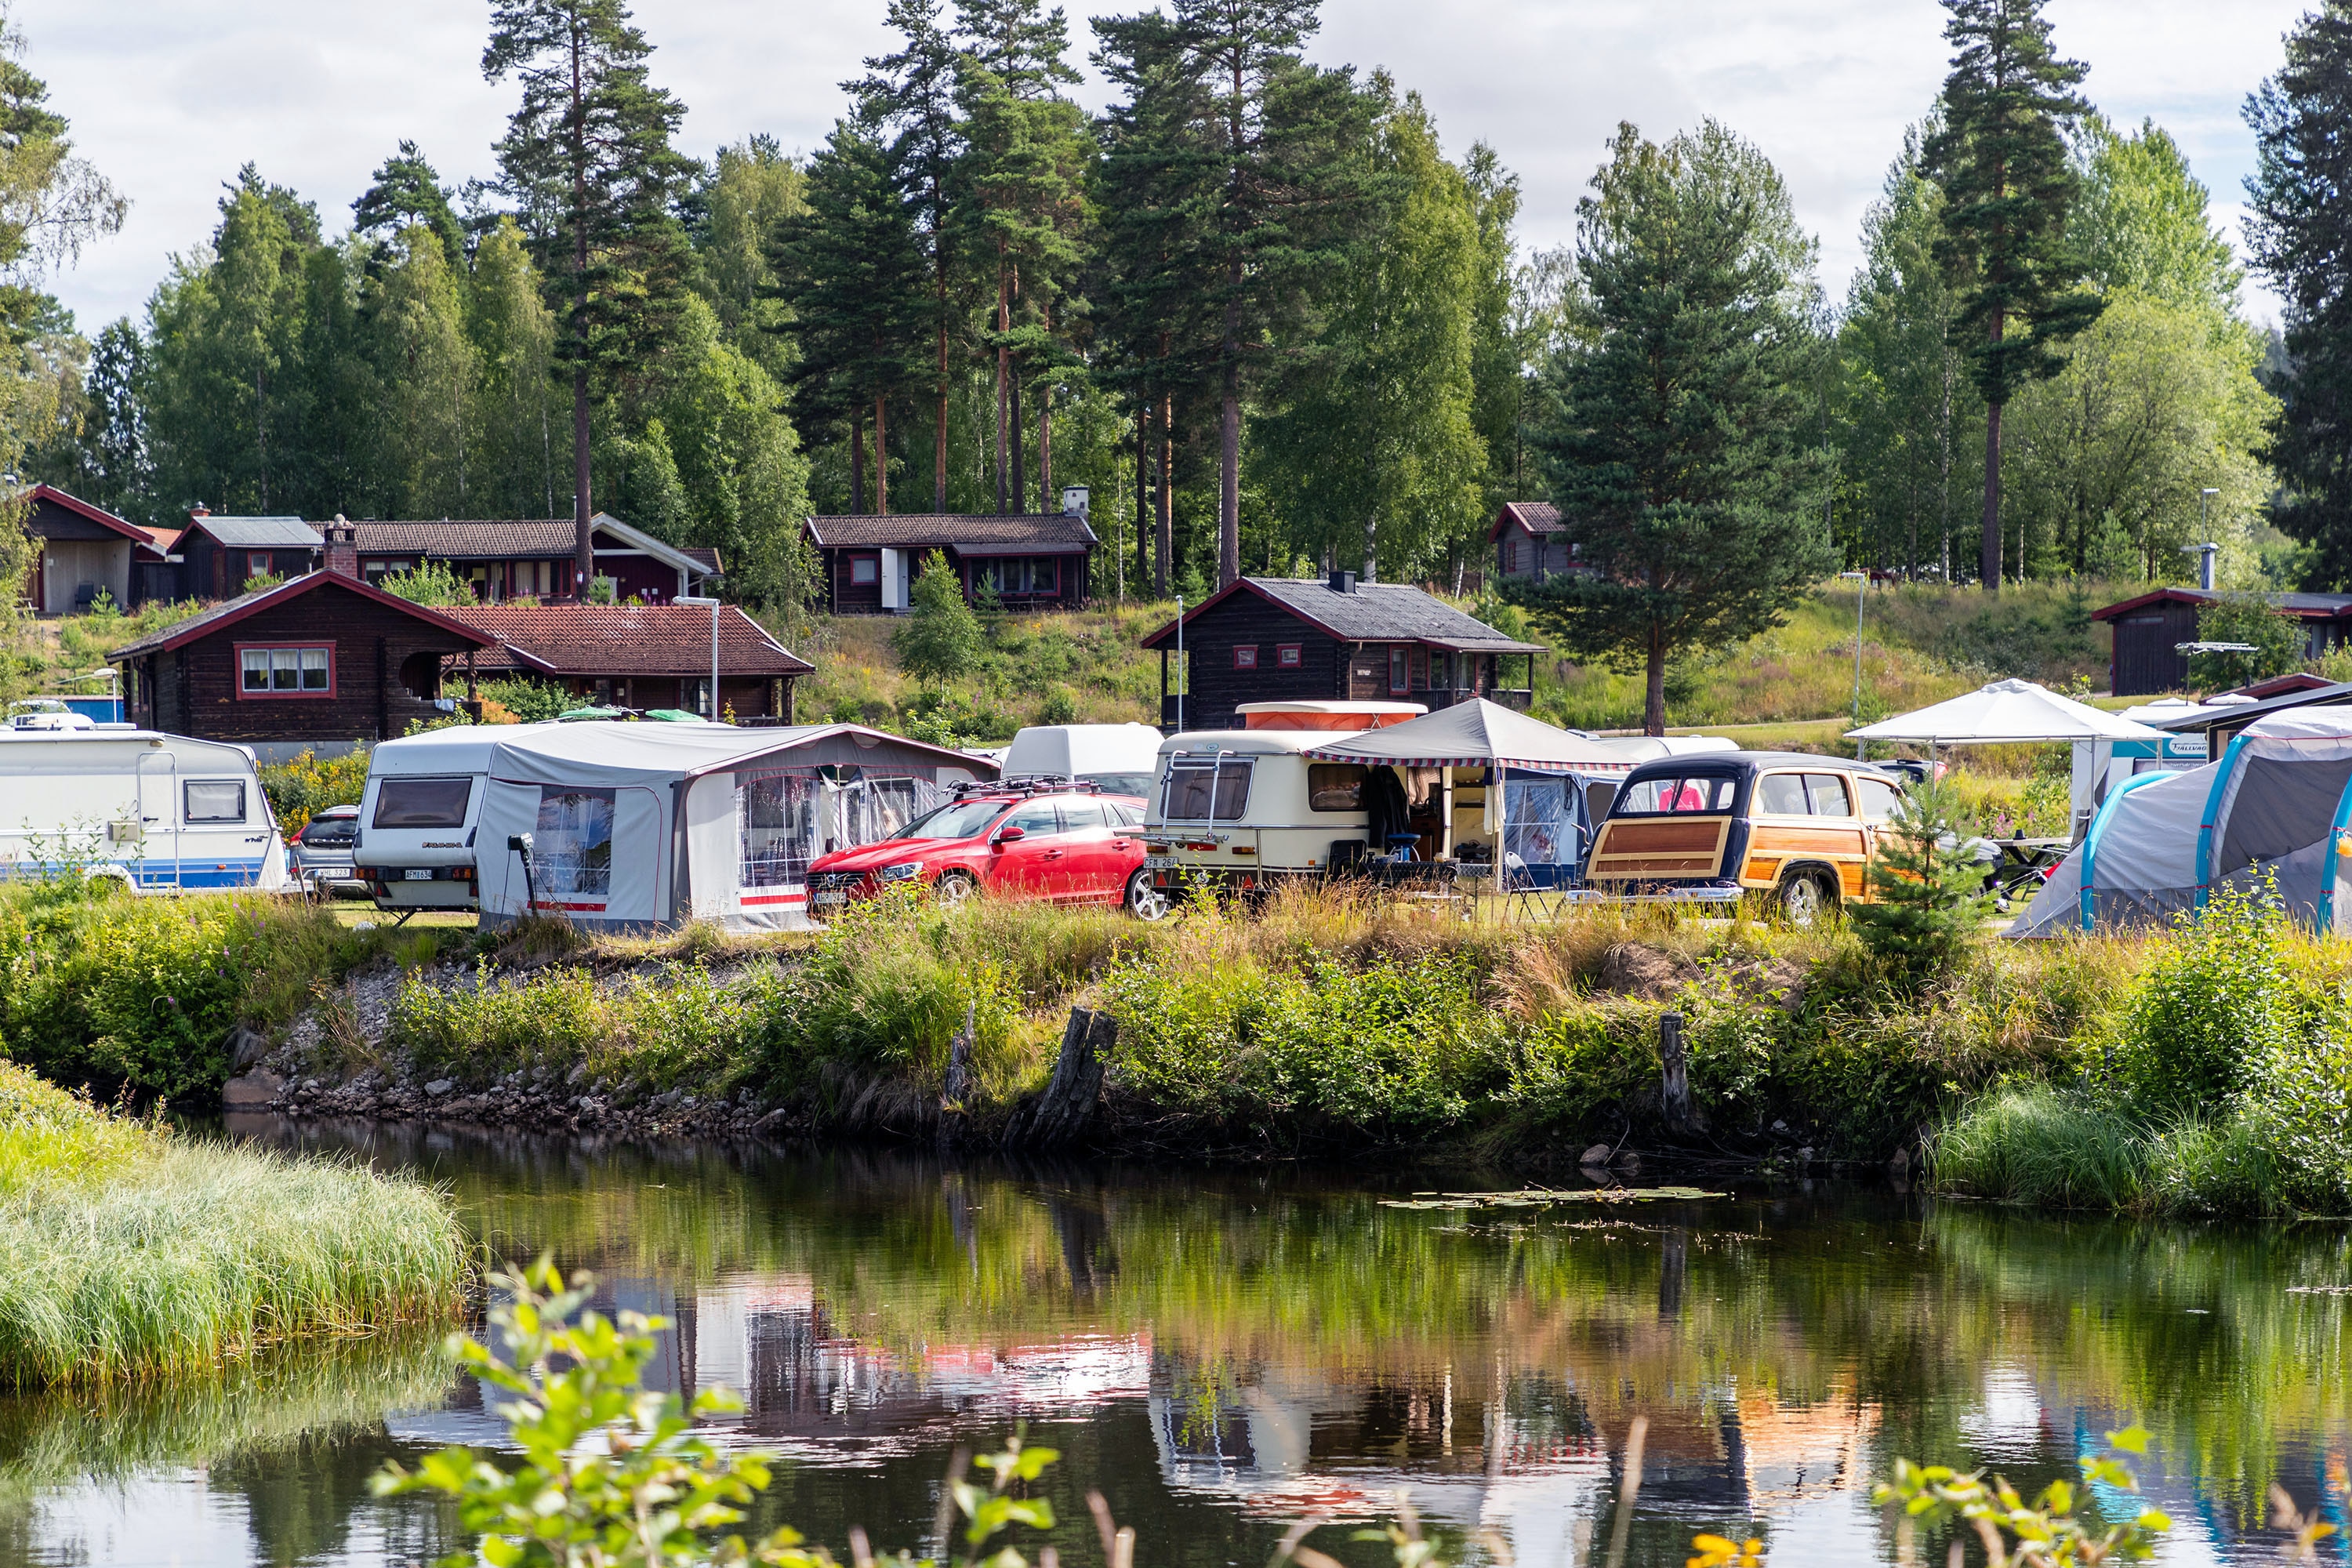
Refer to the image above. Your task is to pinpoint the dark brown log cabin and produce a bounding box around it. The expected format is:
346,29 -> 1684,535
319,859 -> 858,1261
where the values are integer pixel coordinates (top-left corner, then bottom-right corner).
170,511 -> 323,601
108,568 -> 496,761
805,511 -> 1096,612
1139,574 -> 1548,731
2092,586 -> 2352,696
1490,500 -> 1590,583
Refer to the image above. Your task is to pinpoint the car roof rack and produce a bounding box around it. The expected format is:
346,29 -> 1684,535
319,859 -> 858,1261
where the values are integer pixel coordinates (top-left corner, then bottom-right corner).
946,773 -> 1103,799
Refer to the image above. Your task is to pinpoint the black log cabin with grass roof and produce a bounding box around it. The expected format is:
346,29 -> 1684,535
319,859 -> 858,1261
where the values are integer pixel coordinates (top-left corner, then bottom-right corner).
1141,573 -> 1548,731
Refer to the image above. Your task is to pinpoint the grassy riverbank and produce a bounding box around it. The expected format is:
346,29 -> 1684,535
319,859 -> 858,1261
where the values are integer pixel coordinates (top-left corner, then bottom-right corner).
0,1060 -> 467,1385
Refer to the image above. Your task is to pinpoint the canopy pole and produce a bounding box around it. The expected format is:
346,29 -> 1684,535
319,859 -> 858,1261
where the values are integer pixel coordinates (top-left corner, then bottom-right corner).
1497,758 -> 1507,924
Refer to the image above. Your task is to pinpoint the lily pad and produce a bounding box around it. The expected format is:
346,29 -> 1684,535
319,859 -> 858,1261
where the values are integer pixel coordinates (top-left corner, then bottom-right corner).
1380,1185 -> 1730,1210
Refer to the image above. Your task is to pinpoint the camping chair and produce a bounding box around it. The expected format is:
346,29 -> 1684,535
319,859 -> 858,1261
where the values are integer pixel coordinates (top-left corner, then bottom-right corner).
1498,850 -> 1550,923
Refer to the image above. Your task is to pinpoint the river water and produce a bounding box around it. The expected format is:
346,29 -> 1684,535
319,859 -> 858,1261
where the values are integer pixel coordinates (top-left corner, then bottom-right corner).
7,1120 -> 2351,1568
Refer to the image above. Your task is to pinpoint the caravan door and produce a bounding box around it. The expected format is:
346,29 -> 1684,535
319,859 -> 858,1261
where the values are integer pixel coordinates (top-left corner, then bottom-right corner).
136,748 -> 178,889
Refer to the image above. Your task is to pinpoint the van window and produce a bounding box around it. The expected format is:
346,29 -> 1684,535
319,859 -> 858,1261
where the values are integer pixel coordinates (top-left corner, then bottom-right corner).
1757,773 -> 1809,815
1080,771 -> 1156,799
1855,775 -> 1903,822
1308,764 -> 1367,811
1616,775 -> 1733,814
1163,759 -> 1254,821
1804,774 -> 1854,817
183,780 -> 245,823
373,777 -> 474,828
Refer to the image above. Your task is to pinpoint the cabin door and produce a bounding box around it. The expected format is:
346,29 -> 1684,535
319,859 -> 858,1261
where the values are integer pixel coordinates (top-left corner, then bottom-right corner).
136,750 -> 180,890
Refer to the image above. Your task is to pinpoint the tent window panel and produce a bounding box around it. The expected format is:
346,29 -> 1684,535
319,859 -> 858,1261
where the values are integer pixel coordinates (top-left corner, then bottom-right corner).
1503,778 -> 1572,869
535,788 -> 615,898
2216,755 -> 2352,876
739,772 -> 820,890
823,770 -> 940,850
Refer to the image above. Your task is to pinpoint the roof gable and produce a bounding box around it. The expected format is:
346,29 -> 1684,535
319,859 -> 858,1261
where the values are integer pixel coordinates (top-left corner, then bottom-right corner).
21,484 -> 154,546
1140,577 -> 1546,652
1489,501 -> 1563,541
105,570 -> 499,661
2093,586 -> 2352,622
804,512 -> 1098,552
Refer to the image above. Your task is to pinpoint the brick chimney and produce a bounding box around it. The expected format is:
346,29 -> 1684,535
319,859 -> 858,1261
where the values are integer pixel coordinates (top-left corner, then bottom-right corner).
323,514 -> 359,578
189,504 -> 209,520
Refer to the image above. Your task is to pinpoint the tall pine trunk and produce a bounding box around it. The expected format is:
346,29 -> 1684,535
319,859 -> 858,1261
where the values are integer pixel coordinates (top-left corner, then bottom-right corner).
1981,400 -> 2003,590
1643,625 -> 1668,737
568,19 -> 594,600
1134,398 -> 1150,593
1011,372 -> 1025,512
1157,394 -> 1174,597
935,238 -> 949,513
874,394 -> 889,515
994,241 -> 1010,514
851,406 -> 866,516
1219,318 -> 1241,587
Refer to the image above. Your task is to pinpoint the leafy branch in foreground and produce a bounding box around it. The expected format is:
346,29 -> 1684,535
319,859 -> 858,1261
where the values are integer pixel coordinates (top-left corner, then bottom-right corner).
1871,1425 -> 2169,1564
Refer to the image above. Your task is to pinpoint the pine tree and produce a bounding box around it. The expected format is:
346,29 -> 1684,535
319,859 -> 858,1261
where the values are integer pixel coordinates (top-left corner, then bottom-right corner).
1515,122 -> 1833,737
350,140 -> 468,274
1921,0 -> 2103,592
855,1 -> 966,511
768,118 -> 927,515
1169,0 -> 1365,586
2244,2 -> 2352,588
484,0 -> 695,594
1849,784 -> 1996,989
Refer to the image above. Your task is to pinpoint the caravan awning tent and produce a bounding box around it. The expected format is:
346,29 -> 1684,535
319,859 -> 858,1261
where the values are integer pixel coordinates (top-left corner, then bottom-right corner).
1298,698 -> 1641,887
477,723 -> 993,933
2010,706 -> 2352,935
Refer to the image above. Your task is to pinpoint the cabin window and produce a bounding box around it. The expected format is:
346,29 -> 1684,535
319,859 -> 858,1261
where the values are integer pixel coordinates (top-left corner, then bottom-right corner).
183,780 -> 245,824
1162,758 -> 1254,822
1232,644 -> 1258,670
372,777 -> 474,829
1388,646 -> 1409,694
246,551 -> 272,579
850,555 -> 880,586
976,557 -> 1060,596
535,786 -> 615,900
1276,644 -> 1301,669
1308,764 -> 1367,811
1409,647 -> 1428,688
238,644 -> 332,697
1503,539 -> 1519,573
1431,652 -> 1453,690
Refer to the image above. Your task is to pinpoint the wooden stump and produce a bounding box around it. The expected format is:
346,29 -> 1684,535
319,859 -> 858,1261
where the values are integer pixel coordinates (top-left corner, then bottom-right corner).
1658,1011 -> 1704,1137
1007,1007 -> 1113,1151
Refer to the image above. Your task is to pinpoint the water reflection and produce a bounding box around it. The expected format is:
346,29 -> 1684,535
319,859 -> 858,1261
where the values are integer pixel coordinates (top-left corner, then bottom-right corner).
8,1118 -> 2351,1566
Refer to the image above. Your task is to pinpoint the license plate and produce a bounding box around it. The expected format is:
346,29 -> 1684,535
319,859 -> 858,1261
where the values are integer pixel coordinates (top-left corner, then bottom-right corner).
1143,854 -> 1178,871
811,890 -> 848,906
403,869 -> 434,881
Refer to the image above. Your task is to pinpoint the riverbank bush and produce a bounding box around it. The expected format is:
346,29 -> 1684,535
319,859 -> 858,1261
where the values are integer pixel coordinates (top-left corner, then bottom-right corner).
0,1061 -> 467,1384
0,877 -> 378,1099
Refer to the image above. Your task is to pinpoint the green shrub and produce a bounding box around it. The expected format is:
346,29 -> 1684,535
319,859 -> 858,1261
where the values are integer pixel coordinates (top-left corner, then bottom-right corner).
893,550 -> 987,683
0,882 -> 366,1100
1504,1004 -> 1661,1129
480,675 -> 568,722
2117,882 -> 2293,1116
1929,1082 -> 2150,1209
260,746 -> 371,836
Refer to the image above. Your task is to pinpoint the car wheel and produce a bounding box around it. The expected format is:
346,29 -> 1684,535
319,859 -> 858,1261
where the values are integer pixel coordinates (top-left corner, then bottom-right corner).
1124,868 -> 1170,921
933,871 -> 978,909
1777,871 -> 1830,927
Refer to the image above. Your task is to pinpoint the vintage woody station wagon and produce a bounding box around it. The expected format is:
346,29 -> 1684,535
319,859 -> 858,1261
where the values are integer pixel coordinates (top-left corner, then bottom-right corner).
1583,751 -> 1906,923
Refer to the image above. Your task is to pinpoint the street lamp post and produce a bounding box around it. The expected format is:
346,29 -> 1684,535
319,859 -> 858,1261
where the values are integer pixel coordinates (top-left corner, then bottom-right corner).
1839,570 -> 1866,760
676,595 -> 721,720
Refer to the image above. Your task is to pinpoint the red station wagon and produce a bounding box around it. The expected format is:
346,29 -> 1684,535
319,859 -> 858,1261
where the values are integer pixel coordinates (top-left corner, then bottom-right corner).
805,782 -> 1159,916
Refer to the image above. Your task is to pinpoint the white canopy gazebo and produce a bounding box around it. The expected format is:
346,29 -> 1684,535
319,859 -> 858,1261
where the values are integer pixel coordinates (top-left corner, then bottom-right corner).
1847,677 -> 2168,837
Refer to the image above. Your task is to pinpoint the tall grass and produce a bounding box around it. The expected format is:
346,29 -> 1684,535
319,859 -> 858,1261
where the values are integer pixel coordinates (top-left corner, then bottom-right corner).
1929,1083 -> 2151,1209
0,1062 -> 468,1385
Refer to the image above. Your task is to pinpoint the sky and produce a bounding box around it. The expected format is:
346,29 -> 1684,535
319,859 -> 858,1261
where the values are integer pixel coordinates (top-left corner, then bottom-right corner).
15,0 -> 2316,334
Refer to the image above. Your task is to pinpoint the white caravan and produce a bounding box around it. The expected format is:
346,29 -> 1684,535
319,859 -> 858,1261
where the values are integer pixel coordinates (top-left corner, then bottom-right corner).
0,729 -> 289,891
1002,723 -> 1167,797
354,723 -> 566,913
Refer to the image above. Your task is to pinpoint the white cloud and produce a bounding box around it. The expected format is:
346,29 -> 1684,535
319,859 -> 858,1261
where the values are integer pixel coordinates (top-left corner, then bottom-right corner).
16,0 -> 2311,331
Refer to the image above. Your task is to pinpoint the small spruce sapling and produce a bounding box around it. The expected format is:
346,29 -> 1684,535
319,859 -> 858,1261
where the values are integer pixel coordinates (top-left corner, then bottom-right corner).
893,550 -> 989,684
1849,781 -> 1995,986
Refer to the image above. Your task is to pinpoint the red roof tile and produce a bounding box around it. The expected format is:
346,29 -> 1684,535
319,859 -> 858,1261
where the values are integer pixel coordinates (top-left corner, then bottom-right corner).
442,604 -> 812,679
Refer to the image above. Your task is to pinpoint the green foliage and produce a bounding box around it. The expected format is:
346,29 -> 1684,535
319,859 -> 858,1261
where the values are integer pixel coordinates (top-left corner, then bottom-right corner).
481,676 -> 569,723
1516,120 -> 1833,733
1929,1082 -> 2151,1209
1875,1427 -> 2170,1563
0,881 -> 369,1098
239,572 -> 284,596
2117,881 -> 2292,1116
0,1058 -> 465,1385
377,558 -> 475,607
1849,783 -> 1997,987
260,745 -> 371,835
893,550 -> 987,683
2189,596 -> 2307,689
